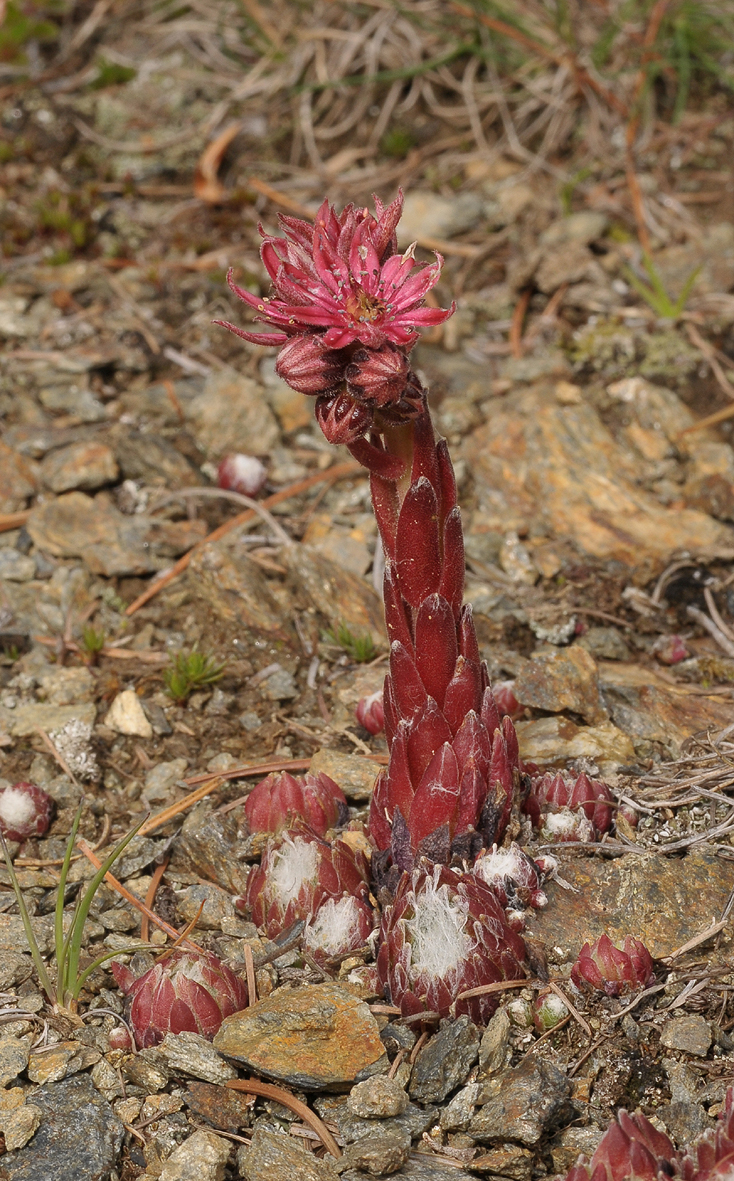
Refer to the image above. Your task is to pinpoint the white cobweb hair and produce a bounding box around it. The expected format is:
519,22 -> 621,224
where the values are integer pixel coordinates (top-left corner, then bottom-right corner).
269,835 -> 319,906
405,867 -> 472,985
304,896 -> 362,957
0,787 -> 37,829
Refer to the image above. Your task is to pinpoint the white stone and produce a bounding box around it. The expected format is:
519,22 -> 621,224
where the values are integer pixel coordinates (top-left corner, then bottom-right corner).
104,690 -> 153,739
158,1128 -> 231,1181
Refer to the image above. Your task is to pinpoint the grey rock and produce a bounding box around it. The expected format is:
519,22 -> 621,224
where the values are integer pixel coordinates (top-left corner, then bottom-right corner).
309,750 -> 378,803
0,952 -> 33,991
340,1127 -> 411,1176
170,805 -> 249,894
660,1015 -> 712,1058
379,1023 -> 416,1055
159,1128 -> 231,1181
39,441 -> 119,493
439,1083 -> 479,1132
187,532 -> 288,638
0,702 -> 96,740
409,1017 -> 480,1104
397,191 -> 482,246
113,430 -> 203,488
551,1126 -> 604,1175
121,1046 -> 170,1091
142,758 -> 188,805
26,1041 -> 100,1084
469,1057 -> 572,1145
0,914 -> 54,956
238,1127 -> 339,1180
478,1008 -> 511,1077
36,666 -> 94,706
187,372 -> 280,460
576,626 -> 631,662
541,212 -> 609,247
158,1032 -> 237,1085
176,883 -> 236,930
258,667 -> 298,701
0,1037 -> 30,1087
38,382 -> 106,422
0,551 -> 36,582
0,1072 -> 124,1181
342,1159 -> 475,1181
0,440 -> 38,514
333,1101 -> 438,1146
347,1077 -> 408,1119
657,1102 -> 712,1145
90,1057 -> 125,1102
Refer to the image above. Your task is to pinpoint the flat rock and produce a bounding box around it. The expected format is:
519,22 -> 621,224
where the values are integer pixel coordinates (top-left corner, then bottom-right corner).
158,1032 -> 237,1085
213,984 -> 387,1090
39,441 -> 118,493
332,1100 -> 437,1147
0,1106 -> 41,1153
515,716 -> 635,772
341,1159 -> 475,1181
309,750 -> 379,802
26,492 -> 206,576
0,551 -> 36,582
0,1073 -> 123,1181
159,1128 -> 231,1181
527,851 -> 734,960
170,804 -> 249,894
599,663 -> 733,758
463,384 -> 734,572
470,1144 -> 533,1180
104,689 -> 153,739
660,1016 -> 712,1058
184,1082 -> 256,1133
0,702 -> 96,740
514,645 -> 607,724
142,757 -> 189,805
302,513 -> 374,577
0,441 -> 38,514
186,371 -> 279,460
187,530 -> 289,638
113,430 -> 203,488
348,1077 -> 408,1119
409,1017 -> 480,1104
340,1126 -> 411,1175
238,1127 -> 339,1181
468,1058 -> 571,1145
37,666 -> 94,706
478,1008 -> 511,1078
176,883 -> 235,930
0,1039 -> 30,1088
397,191 -> 482,245
284,545 -> 385,646
0,914 -> 53,956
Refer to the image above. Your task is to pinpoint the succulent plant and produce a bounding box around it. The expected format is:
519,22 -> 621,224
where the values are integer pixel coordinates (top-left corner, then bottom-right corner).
244,824 -> 371,941
565,1106 -> 675,1181
571,933 -> 654,997
217,453 -> 268,497
355,689 -> 385,736
532,988 -> 568,1033
303,894 -> 376,965
0,781 -> 52,842
525,771 -> 614,836
473,842 -> 548,912
112,948 -> 248,1048
244,771 -> 348,838
375,864 -> 526,1024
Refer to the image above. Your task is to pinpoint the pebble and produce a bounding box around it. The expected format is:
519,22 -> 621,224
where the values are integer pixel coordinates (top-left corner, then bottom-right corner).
27,1040 -> 100,1084
347,1076 -> 408,1119
396,191 -> 482,245
176,883 -> 236,930
0,439 -> 38,514
660,1015 -> 713,1058
184,1081 -> 256,1133
142,758 -> 188,805
409,1017 -> 480,1104
478,1008 -> 511,1077
657,1101 -> 711,1144
0,1103 -> 42,1151
239,1127 -> 339,1180
550,1125 -> 604,1175
0,1037 -> 30,1088
122,1047 -> 170,1091
170,804 -> 250,894
283,545 -> 384,648
470,1144 -> 533,1180
576,626 -> 631,662
39,441 -> 119,493
214,984 -> 387,1090
0,549 -> 36,582
0,701 -> 97,740
340,1126 -> 411,1175
439,1083 -> 479,1132
158,1128 -> 231,1181
158,1032 -> 237,1085
513,644 -> 607,725
114,430 -> 203,489
90,1058 -> 124,1102
499,532 -> 538,585
37,666 -> 95,706
258,667 -> 298,702
0,913 -> 54,955
469,1058 -> 572,1145
308,749 -> 378,802
0,1073 -> 124,1181
186,371 -> 280,460
104,689 -> 153,739
333,1100 -> 437,1147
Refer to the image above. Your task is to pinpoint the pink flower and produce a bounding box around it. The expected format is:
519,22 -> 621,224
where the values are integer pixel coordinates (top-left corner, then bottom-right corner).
244,824 -> 371,940
0,782 -> 53,843
214,192 -> 453,353
376,864 -> 526,1024
355,689 -> 385,736
112,949 -> 248,1048
244,771 -> 347,838
274,334 -> 347,395
571,934 -> 654,997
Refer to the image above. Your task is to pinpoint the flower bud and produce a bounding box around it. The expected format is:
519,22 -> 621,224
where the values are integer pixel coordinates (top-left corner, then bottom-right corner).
315,391 -> 373,445
571,934 -> 654,997
355,689 -> 385,736
244,771 -> 348,838
0,782 -> 53,843
112,949 -> 248,1048
218,453 -> 267,497
345,342 -> 410,407
275,334 -> 346,395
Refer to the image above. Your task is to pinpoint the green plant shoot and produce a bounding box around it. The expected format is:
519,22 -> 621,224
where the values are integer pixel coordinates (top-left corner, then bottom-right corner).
623,253 -> 700,319
323,622 -> 377,664
164,648 -> 226,704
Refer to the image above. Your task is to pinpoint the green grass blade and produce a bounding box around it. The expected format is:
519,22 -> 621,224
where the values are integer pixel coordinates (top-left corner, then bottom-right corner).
1,834 -> 56,1004
673,265 -> 701,315
55,797 -> 84,1000
622,264 -> 665,317
64,813 -> 148,1007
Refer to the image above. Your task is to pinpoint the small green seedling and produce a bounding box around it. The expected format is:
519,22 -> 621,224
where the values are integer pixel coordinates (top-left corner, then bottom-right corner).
80,625 -> 106,664
164,648 -> 226,704
323,622 -> 377,664
623,253 -> 700,319
1,802 -> 150,1014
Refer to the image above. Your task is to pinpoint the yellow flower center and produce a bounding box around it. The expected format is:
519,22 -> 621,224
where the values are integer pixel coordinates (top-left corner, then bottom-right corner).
347,288 -> 386,323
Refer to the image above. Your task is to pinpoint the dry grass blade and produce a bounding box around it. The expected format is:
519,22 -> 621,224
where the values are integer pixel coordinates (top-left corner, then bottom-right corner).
225,1079 -> 341,1158
0,511 -> 31,534
547,981 -> 592,1038
194,123 -> 243,204
140,857 -> 169,944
